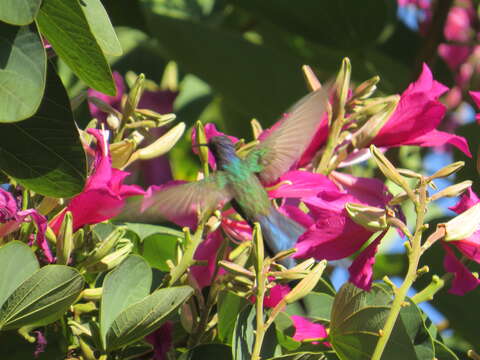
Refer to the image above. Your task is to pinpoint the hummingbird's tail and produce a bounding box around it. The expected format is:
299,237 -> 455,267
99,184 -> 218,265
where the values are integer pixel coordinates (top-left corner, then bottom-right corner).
256,208 -> 305,269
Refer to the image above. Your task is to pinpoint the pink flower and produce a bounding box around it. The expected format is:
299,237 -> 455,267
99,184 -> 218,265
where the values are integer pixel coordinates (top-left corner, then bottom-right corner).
443,1 -> 474,43
442,188 -> 480,294
443,244 -> 480,295
50,129 -> 145,233
291,315 -> 329,345
292,173 -> 391,261
438,44 -> 471,70
0,188 -> 53,262
373,64 -> 471,157
145,321 -> 173,360
190,230 -> 227,288
469,90 -> 480,123
88,71 -> 178,186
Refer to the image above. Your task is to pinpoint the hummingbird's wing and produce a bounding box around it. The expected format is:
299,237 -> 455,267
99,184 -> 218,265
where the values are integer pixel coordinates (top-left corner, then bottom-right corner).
124,173 -> 232,227
250,87 -> 329,184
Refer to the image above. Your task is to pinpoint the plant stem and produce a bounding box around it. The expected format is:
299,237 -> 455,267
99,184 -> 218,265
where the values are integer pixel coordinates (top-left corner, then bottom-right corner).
168,223 -> 204,286
251,223 -> 266,360
371,180 -> 427,360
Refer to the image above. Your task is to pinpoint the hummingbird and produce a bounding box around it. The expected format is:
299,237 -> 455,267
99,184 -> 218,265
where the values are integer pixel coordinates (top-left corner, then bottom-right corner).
140,88 -> 329,268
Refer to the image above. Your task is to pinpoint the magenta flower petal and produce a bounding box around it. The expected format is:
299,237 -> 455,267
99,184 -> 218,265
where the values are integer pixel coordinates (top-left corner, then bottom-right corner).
443,244 -> 480,295
88,72 -> 125,122
469,91 -> 480,124
145,321 -> 173,360
33,330 -> 47,358
450,187 -> 479,214
51,129 -> 144,233
0,188 -> 17,222
291,315 -> 328,342
138,89 -> 177,114
18,209 -> 53,263
268,171 -> 337,199
264,283 -> 291,308
372,64 -> 470,156
190,231 -> 225,288
348,231 -> 386,291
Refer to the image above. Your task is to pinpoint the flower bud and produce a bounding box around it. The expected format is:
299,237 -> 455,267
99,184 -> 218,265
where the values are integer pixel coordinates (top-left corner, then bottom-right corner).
136,109 -> 176,127
444,203 -> 480,241
36,196 -> 61,215
352,75 -> 380,100
80,227 -> 126,268
194,121 -> 209,166
57,211 -> 73,265
123,73 -> 145,121
284,260 -> 327,304
86,241 -> 133,273
351,98 -> 399,149
219,260 -> 255,278
332,57 -> 351,121
135,122 -> 186,160
88,96 -> 122,119
370,145 -> 411,192
427,161 -> 464,181
251,118 -> 263,139
346,202 -> 387,232
429,180 -> 472,202
110,139 -> 136,169
106,113 -> 120,130
302,65 -> 321,91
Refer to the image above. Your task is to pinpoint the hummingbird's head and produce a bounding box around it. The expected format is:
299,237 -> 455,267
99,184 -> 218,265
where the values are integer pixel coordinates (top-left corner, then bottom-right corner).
208,136 -> 238,169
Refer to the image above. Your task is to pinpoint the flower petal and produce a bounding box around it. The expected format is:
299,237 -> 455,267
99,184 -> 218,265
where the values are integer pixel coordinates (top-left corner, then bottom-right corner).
443,244 -> 480,295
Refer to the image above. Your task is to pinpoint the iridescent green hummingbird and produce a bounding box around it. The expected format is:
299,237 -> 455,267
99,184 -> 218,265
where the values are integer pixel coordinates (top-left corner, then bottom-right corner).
141,89 -> 328,268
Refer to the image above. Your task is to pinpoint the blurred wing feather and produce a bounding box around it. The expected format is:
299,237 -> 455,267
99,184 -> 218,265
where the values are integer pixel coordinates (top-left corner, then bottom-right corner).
254,87 -> 329,184
124,174 -> 232,226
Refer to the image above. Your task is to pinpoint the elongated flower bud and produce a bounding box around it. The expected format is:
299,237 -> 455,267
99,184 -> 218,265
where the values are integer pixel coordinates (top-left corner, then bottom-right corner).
135,122 -> 186,160
284,260 -> 327,304
346,203 -> 387,232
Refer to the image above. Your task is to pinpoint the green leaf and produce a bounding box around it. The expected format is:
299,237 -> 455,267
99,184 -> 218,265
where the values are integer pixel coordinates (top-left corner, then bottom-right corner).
0,23 -> 46,122
232,0 -> 395,50
0,242 -> 39,309
232,305 -> 280,360
100,255 -> 152,350
78,0 -> 122,56
123,222 -> 184,240
0,0 -> 41,25
179,344 -> 233,360
143,234 -> 179,272
286,292 -> 334,322
218,291 -> 249,344
36,0 -> 115,95
0,64 -> 87,197
105,286 -> 193,351
0,265 -> 84,330
140,0 -> 308,136
329,283 -> 434,360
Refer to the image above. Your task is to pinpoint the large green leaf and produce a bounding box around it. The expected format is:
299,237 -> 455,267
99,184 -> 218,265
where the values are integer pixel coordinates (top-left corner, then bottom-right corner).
0,265 -> 84,330
232,305 -> 280,360
218,291 -> 249,344
0,242 -> 39,309
0,23 -> 45,122
433,340 -> 460,360
0,0 -> 42,25
141,0 -> 308,135
232,0 -> 395,50
329,283 -> 434,360
143,234 -> 179,272
179,344 -> 233,360
100,255 -> 152,350
105,286 -> 193,351
79,0 -> 122,56
0,64 -> 87,197
36,0 -> 115,95
267,352 -> 339,360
